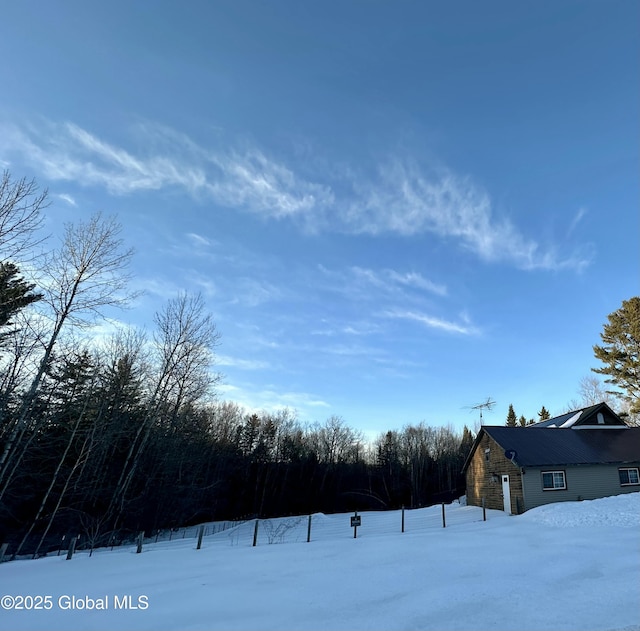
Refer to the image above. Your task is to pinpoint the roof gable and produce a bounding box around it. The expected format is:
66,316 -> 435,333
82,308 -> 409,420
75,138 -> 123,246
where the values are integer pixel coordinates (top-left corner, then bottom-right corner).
529,402 -> 626,429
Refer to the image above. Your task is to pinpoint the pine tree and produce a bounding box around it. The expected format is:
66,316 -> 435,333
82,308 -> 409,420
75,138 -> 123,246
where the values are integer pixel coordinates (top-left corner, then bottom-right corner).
0,261 -> 42,345
538,406 -> 551,422
593,297 -> 640,414
506,404 -> 517,427
460,425 -> 475,455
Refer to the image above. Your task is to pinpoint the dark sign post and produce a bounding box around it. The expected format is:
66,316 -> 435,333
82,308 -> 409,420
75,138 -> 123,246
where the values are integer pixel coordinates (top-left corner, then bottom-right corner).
350,511 -> 361,538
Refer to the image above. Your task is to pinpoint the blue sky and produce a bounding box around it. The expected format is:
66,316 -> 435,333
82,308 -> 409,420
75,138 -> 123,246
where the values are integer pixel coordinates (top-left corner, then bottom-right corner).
1,1 -> 637,437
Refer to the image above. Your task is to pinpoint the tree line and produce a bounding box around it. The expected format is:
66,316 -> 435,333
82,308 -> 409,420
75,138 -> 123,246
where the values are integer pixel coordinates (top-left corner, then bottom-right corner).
0,172 -> 472,558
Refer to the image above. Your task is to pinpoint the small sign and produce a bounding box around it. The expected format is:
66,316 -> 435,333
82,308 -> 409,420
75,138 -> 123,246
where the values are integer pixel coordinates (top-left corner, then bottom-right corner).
350,515 -> 361,527
505,449 -> 517,462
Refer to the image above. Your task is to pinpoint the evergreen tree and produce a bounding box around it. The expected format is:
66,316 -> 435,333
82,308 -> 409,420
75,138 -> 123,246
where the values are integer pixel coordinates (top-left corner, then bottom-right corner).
506,404 -> 517,427
518,415 -> 528,427
538,406 -> 551,422
460,425 -> 475,455
0,261 -> 42,345
593,297 -> 640,414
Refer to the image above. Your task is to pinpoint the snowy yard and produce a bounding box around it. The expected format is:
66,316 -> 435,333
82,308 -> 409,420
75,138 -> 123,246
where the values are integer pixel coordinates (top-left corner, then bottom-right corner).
1,493 -> 639,631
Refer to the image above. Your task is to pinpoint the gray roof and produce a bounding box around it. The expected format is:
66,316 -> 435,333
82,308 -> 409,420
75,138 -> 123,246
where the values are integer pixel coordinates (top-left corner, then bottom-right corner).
480,426 -> 640,467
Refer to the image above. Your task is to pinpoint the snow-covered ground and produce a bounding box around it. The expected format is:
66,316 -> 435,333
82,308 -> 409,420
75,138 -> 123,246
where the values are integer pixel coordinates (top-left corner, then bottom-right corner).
1,493 -> 639,631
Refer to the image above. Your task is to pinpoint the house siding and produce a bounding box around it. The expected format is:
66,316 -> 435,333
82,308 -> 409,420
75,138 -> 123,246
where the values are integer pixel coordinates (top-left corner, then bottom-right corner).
465,432 -> 524,514
522,462 -> 640,510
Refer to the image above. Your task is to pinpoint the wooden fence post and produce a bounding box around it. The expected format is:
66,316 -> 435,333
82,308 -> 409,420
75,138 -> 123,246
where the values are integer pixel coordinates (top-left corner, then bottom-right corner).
441,502 -> 446,528
252,519 -> 259,547
401,506 -> 405,533
136,531 -> 144,554
307,515 -> 312,543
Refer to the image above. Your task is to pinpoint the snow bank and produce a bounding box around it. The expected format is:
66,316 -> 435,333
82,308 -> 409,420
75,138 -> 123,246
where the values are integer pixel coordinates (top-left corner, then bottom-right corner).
519,492 -> 640,528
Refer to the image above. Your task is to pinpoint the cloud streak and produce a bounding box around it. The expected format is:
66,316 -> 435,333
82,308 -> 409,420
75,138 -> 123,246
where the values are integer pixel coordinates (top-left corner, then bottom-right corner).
319,265 -> 447,299
0,118 -> 590,272
383,309 -> 480,336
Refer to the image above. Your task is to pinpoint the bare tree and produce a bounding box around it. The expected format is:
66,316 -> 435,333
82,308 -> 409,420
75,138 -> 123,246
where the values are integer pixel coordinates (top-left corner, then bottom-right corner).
565,375 -> 620,412
150,292 -> 220,413
0,213 -> 136,493
0,170 -> 48,261
308,416 -> 363,465
107,292 -> 220,524
399,423 -> 434,507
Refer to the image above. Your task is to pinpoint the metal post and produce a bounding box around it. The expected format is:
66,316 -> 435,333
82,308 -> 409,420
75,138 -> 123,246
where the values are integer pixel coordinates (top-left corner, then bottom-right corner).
252,519 -> 259,547
353,511 -> 358,538
307,515 -> 312,543
66,537 -> 76,560
196,525 -> 204,550
441,502 -> 446,528
482,497 -> 486,522
136,531 -> 144,554
401,506 -> 405,533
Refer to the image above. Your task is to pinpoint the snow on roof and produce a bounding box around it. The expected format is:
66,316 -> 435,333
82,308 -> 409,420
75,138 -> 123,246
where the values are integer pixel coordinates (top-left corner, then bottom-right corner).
559,411 -> 583,428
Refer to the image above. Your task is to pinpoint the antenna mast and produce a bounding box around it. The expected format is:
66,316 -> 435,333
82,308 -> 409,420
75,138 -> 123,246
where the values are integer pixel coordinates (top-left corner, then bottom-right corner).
469,398 -> 496,425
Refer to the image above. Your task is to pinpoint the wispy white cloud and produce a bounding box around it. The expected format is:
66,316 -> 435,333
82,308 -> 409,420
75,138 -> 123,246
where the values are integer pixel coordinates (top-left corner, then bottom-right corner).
187,273 -> 217,298
228,278 -> 282,307
341,323 -> 382,336
132,277 -> 185,301
383,308 -> 480,336
0,118 -> 590,272
217,383 -> 331,420
216,354 -> 270,370
55,193 -> 77,206
342,160 -> 592,271
383,269 -> 447,296
310,320 -> 381,339
186,232 -> 212,247
568,207 -> 587,237
320,265 -> 447,299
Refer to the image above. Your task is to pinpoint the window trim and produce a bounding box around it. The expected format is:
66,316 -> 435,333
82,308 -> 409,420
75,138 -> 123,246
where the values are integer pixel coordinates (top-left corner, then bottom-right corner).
541,470 -> 566,491
619,467 -> 640,486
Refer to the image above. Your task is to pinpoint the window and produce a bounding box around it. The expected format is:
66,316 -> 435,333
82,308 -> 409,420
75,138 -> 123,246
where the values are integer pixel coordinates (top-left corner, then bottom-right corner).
484,448 -> 490,462
542,471 -> 566,490
619,468 -> 640,486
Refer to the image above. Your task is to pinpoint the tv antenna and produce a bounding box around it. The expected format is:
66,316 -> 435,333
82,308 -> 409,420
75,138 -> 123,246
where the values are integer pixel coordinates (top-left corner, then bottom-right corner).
465,398 -> 496,425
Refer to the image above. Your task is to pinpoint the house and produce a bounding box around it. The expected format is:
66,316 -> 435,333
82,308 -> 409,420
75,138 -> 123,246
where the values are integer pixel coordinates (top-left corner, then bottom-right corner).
463,402 -> 640,514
